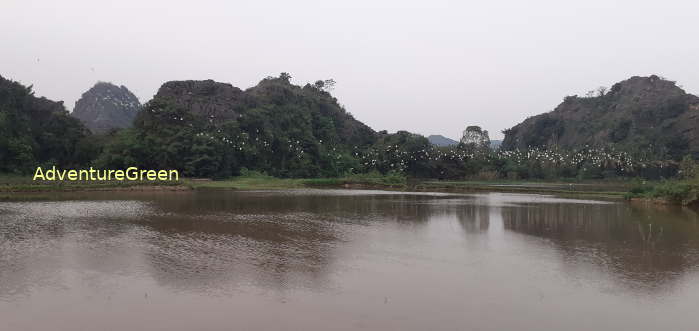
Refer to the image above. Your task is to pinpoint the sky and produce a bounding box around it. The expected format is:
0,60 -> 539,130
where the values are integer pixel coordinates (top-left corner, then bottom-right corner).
2,0 -> 699,140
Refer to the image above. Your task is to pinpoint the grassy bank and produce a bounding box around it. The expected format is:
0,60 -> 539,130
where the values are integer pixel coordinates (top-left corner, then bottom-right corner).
1,171 -> 640,200
625,180 -> 699,205
185,171 -> 407,190
0,173 -> 183,193
415,179 -> 631,198
0,171 -> 407,193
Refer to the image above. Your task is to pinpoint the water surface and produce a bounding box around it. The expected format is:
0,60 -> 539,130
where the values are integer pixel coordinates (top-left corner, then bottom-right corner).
2,189 -> 699,330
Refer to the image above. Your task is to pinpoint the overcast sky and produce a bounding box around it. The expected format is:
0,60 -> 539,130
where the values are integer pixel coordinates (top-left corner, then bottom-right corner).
2,0 -> 698,139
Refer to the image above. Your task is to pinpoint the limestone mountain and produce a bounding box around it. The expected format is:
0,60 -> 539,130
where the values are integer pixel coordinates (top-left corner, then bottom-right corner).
502,75 -> 699,160
153,79 -> 249,123
103,74 -> 378,178
72,82 -> 141,133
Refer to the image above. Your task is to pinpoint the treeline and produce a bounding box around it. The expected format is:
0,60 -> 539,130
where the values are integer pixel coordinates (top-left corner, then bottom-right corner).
0,74 -> 681,181
0,75 -> 96,173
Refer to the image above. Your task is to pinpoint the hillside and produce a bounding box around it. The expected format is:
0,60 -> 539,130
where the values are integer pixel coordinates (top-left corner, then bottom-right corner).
0,75 -> 90,173
71,82 -> 141,133
99,74 -> 378,178
502,75 -> 699,160
428,135 -> 459,147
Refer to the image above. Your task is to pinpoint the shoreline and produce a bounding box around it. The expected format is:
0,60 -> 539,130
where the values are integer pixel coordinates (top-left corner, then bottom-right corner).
1,177 -> 632,202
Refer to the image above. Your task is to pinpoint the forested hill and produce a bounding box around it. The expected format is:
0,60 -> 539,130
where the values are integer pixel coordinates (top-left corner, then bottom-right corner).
502,75 -> 699,160
0,75 -> 91,173
99,74 -> 378,178
4,72 -> 688,181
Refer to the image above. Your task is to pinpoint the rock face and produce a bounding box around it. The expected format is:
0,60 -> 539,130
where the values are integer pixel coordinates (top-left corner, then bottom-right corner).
154,80 -> 248,123
428,135 -> 459,147
72,82 -> 141,133
502,75 -> 699,159
461,126 -> 491,150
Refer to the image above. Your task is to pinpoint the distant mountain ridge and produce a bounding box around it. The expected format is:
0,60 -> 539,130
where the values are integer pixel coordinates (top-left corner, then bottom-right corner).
428,135 -> 458,147
502,75 -> 699,159
71,82 -> 141,134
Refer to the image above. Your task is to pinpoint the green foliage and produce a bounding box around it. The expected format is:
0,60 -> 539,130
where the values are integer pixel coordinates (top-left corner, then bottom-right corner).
0,75 -> 89,174
678,155 -> 698,179
649,182 -> 696,202
1,73 -> 691,185
93,74 -> 376,179
609,120 -> 631,142
522,115 -> 565,147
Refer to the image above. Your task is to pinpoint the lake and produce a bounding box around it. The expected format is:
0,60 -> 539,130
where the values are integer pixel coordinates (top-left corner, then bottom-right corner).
2,189 -> 699,330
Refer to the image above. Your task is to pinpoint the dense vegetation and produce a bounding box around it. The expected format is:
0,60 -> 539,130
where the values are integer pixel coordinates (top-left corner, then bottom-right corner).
625,156 -> 699,205
0,73 -> 690,192
95,74 -> 377,178
0,75 -> 95,174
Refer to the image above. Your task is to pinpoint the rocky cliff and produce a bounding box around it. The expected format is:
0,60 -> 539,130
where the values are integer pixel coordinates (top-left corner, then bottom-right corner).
71,82 -> 141,133
153,79 -> 249,123
502,75 -> 699,159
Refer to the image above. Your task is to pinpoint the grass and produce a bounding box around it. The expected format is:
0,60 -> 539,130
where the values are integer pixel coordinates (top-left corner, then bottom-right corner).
0,173 -> 182,192
414,179 -> 630,198
0,170 -> 407,193
625,180 -> 699,205
1,170 -> 645,201
185,170 -> 407,190
185,174 -> 304,190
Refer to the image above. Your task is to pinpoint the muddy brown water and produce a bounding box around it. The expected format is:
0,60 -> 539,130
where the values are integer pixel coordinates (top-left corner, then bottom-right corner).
1,189 -> 699,330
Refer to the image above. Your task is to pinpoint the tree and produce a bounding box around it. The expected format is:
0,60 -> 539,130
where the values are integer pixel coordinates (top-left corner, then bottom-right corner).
596,86 -> 608,97
314,79 -> 336,91
460,125 -> 491,152
279,72 -> 292,82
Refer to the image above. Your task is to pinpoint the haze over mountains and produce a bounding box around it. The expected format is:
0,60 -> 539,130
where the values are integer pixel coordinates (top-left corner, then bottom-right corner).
427,135 -> 459,147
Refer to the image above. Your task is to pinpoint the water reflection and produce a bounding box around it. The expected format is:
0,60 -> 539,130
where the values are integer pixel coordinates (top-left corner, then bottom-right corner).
502,202 -> 699,293
136,191 -> 463,292
3,190 -> 699,330
456,204 -> 491,233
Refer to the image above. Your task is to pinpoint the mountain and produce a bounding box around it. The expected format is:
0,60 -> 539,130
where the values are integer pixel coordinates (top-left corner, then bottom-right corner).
99,74 -> 378,178
502,75 -> 699,160
147,77 -> 376,147
0,75 -> 91,173
71,82 -> 141,134
428,135 -> 458,147
490,140 -> 502,149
